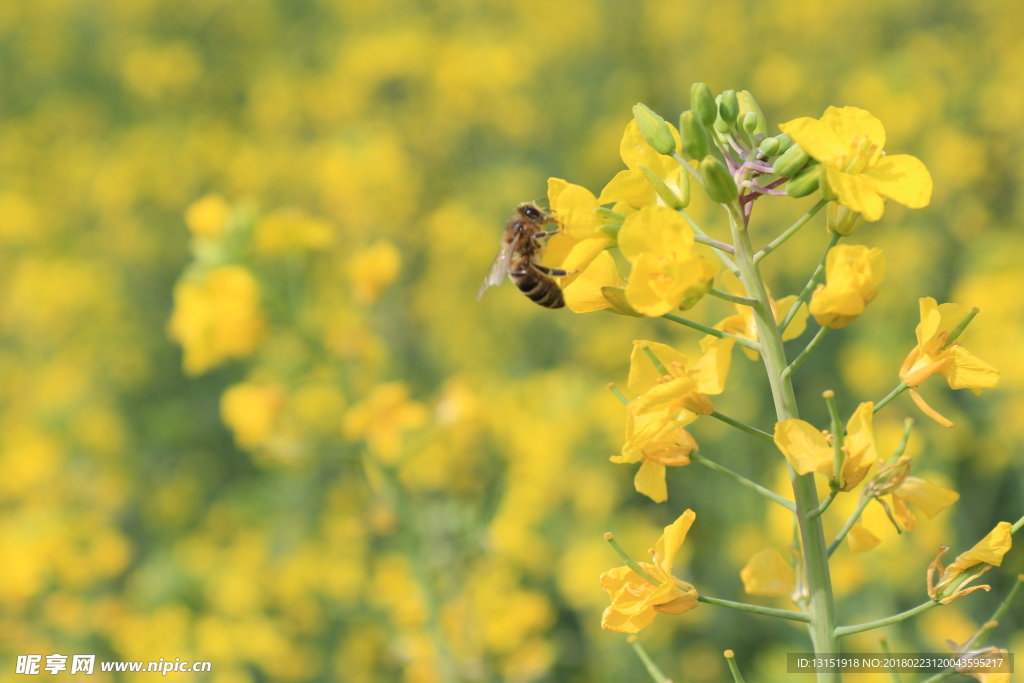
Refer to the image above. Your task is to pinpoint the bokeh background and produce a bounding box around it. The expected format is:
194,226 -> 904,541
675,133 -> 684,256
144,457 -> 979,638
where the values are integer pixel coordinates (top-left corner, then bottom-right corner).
1,0 -> 1022,681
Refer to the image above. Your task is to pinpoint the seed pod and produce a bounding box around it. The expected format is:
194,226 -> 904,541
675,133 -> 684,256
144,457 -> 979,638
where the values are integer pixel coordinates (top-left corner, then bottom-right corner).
773,143 -> 810,177
786,165 -> 820,198
690,82 -> 717,127
679,110 -> 709,160
632,103 -> 676,155
699,156 -> 738,204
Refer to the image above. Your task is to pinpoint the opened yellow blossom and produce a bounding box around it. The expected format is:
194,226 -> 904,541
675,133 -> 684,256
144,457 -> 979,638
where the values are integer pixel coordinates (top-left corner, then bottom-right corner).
167,265 -> 266,375
617,205 -> 717,316
600,510 -> 698,633
623,338 -> 731,445
809,244 -> 886,328
185,193 -> 232,239
255,208 -> 335,255
221,382 -> 285,450
612,417 -> 697,503
779,106 -> 932,221
740,549 -> 796,597
774,402 -> 876,490
349,241 -> 402,303
541,178 -> 612,284
716,272 -> 807,360
598,119 -> 686,209
929,523 -> 1013,604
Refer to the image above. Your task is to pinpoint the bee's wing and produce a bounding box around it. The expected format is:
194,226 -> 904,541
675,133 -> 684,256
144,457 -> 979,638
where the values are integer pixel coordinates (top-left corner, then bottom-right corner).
477,238 -> 516,300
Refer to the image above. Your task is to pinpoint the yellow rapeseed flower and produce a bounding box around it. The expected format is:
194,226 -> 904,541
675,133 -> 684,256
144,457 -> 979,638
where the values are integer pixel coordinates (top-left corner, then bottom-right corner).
348,241 -> 402,304
928,522 -> 1013,604
617,205 -> 717,316
167,265 -> 266,375
808,244 -> 886,329
185,194 -> 231,239
899,298 -> 999,427
779,106 -> 933,221
562,251 -> 629,314
220,382 -> 285,450
254,209 -> 335,255
541,178 -> 611,283
342,383 -> 429,464
597,119 -> 685,209
889,476 -> 960,532
600,510 -> 699,633
773,402 -> 876,490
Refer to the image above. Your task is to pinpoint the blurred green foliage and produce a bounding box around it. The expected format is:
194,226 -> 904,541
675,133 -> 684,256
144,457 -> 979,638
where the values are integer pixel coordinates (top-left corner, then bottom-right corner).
0,0 -> 1022,681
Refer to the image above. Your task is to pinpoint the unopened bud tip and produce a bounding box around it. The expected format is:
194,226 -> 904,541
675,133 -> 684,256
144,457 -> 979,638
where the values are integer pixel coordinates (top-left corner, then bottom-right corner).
603,532 -> 614,540
823,390 -> 835,398
724,650 -> 735,658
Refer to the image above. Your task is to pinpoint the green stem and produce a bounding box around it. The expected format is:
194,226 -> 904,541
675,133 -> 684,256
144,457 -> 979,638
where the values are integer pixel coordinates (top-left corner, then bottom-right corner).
824,392 -> 844,487
608,383 -> 631,406
783,327 -> 829,379
944,307 -> 979,347
710,288 -> 758,306
781,231 -> 841,332
709,410 -> 774,443
724,651 -> 748,683
874,383 -> 908,413
662,313 -> 761,352
1013,513 -> 1024,534
604,534 -> 658,585
673,151 -> 705,185
678,206 -> 742,276
629,639 -> 671,683
697,594 -> 811,623
642,346 -> 670,376
827,495 -> 872,557
695,235 -> 736,254
691,452 -> 796,512
730,212 -> 840,681
834,600 -> 939,637
808,490 -> 838,519
753,199 -> 827,264
878,636 -> 904,683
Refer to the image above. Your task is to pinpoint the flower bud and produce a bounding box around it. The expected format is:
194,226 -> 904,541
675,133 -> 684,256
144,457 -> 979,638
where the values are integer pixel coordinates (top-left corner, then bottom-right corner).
719,89 -> 740,125
699,156 -> 738,204
775,133 -> 793,155
741,111 -> 759,135
772,143 -> 809,177
738,91 -> 767,137
690,83 -> 717,127
678,110 -> 709,160
632,103 -> 676,155
713,95 -> 731,134
786,165 -> 820,198
826,202 -> 865,235
639,165 -> 689,210
759,137 -> 780,157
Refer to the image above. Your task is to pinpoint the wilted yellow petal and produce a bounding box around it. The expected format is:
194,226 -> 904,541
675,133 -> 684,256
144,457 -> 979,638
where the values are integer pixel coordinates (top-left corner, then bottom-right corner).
841,402 -> 876,490
634,459 -> 667,503
740,549 -> 796,597
941,345 -> 1000,394
689,336 -> 734,396
894,477 -> 959,519
942,522 -> 1013,580
654,509 -> 696,575
776,295 -> 808,341
774,419 -> 833,476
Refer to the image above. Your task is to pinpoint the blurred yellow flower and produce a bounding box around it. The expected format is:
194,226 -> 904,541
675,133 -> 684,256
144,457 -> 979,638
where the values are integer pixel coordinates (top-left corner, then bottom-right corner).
540,178 -> 611,283
779,106 -> 932,221
600,510 -> 699,633
774,402 -> 876,490
716,273 -> 807,360
597,119 -> 685,209
221,383 -> 285,449
185,194 -> 231,239
617,205 -> 717,316
255,209 -> 335,255
740,549 -> 796,597
808,244 -> 886,329
342,383 -> 429,463
168,265 -> 266,375
348,241 -> 402,304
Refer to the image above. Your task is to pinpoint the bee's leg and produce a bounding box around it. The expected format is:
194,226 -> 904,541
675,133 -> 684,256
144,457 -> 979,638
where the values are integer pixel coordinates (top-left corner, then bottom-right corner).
530,229 -> 562,243
531,263 -> 577,277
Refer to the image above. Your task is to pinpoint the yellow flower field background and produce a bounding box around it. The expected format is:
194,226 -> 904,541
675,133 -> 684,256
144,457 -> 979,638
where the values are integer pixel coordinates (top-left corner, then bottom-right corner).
1,0 -> 1022,681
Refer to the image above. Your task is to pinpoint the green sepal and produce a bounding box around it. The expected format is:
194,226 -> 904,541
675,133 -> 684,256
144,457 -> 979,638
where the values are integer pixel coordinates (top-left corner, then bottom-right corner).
600,287 -> 645,317
719,89 -> 740,125
699,156 -> 738,204
691,82 -> 717,127
759,137 -> 780,157
773,143 -> 809,177
679,110 -> 709,160
786,164 -> 820,198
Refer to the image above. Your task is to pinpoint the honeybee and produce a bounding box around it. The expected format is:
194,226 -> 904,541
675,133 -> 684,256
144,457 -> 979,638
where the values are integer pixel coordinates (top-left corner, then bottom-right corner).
477,203 -> 571,309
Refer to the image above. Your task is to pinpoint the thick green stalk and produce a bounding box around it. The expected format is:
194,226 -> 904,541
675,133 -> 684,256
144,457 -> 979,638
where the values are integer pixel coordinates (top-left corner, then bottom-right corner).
730,212 -> 840,682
